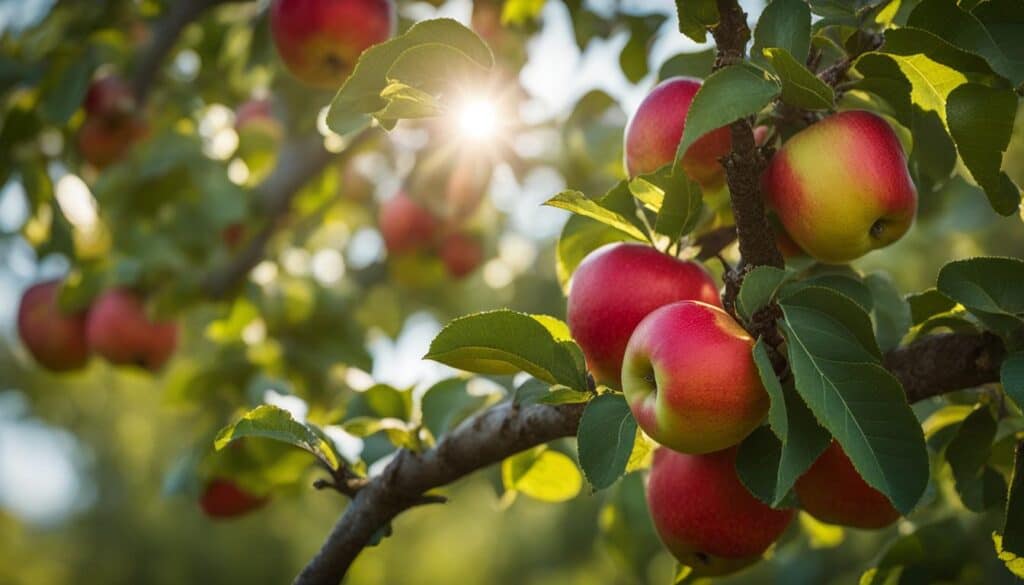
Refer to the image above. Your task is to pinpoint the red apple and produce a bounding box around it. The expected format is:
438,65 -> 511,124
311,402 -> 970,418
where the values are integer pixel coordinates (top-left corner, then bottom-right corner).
624,77 -> 732,189
199,478 -> 269,519
622,300 -> 768,454
795,441 -> 900,529
16,280 -> 91,372
762,110 -> 917,263
566,243 -> 720,388
85,288 -> 178,371
440,232 -> 483,279
78,75 -> 148,169
270,0 -> 396,89
378,192 -> 439,254
647,447 -> 794,576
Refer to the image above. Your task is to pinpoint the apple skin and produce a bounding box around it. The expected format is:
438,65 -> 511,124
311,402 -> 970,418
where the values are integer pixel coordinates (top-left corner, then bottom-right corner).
566,243 -> 720,389
16,281 -> 91,372
85,288 -> 178,371
440,232 -> 483,279
378,192 -> 439,254
199,479 -> 268,519
647,447 -> 794,576
622,300 -> 768,453
795,440 -> 900,529
624,77 -> 732,189
762,110 -> 917,264
235,98 -> 283,139
270,0 -> 396,89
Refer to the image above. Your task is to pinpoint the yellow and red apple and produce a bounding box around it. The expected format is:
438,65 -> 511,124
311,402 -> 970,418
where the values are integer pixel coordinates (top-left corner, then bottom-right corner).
624,77 -> 732,189
566,243 -> 720,388
761,110 -> 917,264
622,300 -> 768,454
646,447 -> 794,576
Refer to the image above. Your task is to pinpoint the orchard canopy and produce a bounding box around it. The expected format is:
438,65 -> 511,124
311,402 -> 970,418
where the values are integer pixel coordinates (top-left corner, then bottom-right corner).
2,0 -> 1024,583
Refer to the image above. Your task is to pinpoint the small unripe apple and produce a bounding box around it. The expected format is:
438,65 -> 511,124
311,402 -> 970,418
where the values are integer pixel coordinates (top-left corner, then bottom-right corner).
622,300 -> 768,454
270,0 -> 396,89
199,478 -> 268,519
16,281 -> 91,372
624,77 -> 732,189
378,192 -> 439,254
647,447 -> 794,576
235,98 -> 283,140
566,243 -> 720,388
762,110 -> 917,264
795,441 -> 900,529
440,232 -> 483,279
85,288 -> 178,371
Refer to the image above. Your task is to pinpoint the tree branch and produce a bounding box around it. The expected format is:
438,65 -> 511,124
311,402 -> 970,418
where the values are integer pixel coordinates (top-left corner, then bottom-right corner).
291,331 -> 1005,585
132,0 -> 246,103
201,130 -> 374,298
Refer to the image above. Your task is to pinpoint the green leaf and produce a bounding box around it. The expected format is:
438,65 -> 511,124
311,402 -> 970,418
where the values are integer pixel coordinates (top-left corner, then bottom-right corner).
779,287 -> 929,514
675,63 -> 781,165
787,273 -> 875,314
736,266 -> 790,324
375,82 -> 442,120
555,182 -> 644,292
501,0 -> 546,25
946,405 -> 1004,512
854,52 -> 967,129
1003,353 -> 1024,410
658,49 -> 715,81
420,378 -> 492,439
537,388 -> 594,405
865,273 -> 912,352
215,405 -> 341,470
675,0 -> 719,43
752,0 -> 811,66
907,288 -> 957,325
736,340 -> 830,506
994,533 -> 1024,578
763,48 -> 834,110
327,19 -> 493,135
512,378 -> 550,406
502,446 -> 583,502
946,83 -> 1020,216
1003,443 -> 1024,556
386,42 -> 490,94
908,0 -> 1024,86
544,190 -> 649,242
425,309 -> 588,391
642,168 -> 704,242
346,384 -> 413,421
937,257 -> 1024,336
862,518 -> 969,585
577,394 -> 638,491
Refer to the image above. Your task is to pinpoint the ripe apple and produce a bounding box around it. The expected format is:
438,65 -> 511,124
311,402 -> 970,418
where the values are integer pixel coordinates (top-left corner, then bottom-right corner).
440,232 -> 483,279
78,75 -> 148,169
624,77 -> 732,189
566,243 -> 720,388
761,110 -> 917,264
795,441 -> 900,529
622,300 -> 768,454
378,192 -> 439,254
16,280 -> 90,372
85,288 -> 178,371
647,447 -> 794,576
270,0 -> 396,89
199,478 -> 269,519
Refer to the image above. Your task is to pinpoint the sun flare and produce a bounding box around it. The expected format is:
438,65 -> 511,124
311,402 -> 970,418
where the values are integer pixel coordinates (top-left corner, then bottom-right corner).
455,98 -> 501,141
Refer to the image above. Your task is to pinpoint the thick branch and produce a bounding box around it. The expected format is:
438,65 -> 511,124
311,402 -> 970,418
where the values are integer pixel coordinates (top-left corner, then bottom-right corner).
293,401 -> 586,585
885,332 -> 1005,403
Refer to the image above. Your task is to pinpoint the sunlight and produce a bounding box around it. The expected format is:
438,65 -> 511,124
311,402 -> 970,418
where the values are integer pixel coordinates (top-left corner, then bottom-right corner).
455,97 -> 501,141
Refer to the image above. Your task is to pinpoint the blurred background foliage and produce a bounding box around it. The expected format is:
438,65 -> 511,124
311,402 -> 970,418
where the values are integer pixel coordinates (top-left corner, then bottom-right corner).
1,0 -> 1023,583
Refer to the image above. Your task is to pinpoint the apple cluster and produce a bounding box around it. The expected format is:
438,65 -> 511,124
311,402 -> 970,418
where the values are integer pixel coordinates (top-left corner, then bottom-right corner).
567,77 -> 915,576
17,281 -> 178,374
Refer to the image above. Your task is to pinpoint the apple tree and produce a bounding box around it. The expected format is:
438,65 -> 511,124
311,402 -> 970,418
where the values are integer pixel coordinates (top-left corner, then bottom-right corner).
2,0 -> 1024,583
